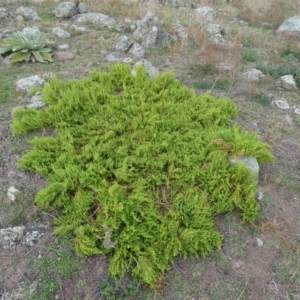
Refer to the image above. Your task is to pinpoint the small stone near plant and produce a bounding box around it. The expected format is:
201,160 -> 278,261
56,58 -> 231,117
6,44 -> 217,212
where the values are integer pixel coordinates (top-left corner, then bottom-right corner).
271,99 -> 290,110
15,75 -> 47,94
57,43 -> 69,50
27,92 -> 46,109
22,26 -> 41,36
6,186 -> 20,202
256,238 -> 263,247
132,59 -> 159,80
229,156 -> 260,181
52,27 -> 71,38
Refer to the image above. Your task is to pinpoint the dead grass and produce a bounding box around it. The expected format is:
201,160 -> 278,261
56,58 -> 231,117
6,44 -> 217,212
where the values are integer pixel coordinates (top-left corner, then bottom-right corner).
232,0 -> 295,29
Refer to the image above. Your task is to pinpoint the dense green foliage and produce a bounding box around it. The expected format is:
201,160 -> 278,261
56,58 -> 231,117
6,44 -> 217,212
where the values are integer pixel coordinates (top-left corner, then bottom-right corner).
0,31 -> 53,63
12,63 -> 274,288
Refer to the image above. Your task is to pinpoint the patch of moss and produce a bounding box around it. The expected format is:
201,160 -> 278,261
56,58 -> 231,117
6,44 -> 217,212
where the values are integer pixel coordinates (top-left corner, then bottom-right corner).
11,63 -> 275,289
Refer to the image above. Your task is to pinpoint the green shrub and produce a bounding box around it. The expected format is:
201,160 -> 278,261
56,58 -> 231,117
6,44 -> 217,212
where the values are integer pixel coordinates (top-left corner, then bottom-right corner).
0,31 -> 53,63
242,48 -> 259,63
11,63 -> 275,289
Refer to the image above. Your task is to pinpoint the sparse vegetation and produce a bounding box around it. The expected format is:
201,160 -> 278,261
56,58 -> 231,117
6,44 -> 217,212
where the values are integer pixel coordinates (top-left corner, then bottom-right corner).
1,0 -> 300,299
11,63 -> 274,288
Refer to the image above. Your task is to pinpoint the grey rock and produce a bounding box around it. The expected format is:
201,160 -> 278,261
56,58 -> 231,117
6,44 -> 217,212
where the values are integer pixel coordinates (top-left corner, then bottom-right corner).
172,22 -> 188,41
256,190 -> 264,201
256,237 -> 263,247
70,24 -> 88,32
128,42 -> 146,58
0,226 -> 25,249
130,24 -> 137,31
27,92 -> 46,109
206,23 -> 222,35
209,33 -> 228,45
114,35 -> 134,52
74,12 -> 116,27
122,57 -> 134,64
241,69 -> 264,82
16,6 -> 41,21
218,62 -> 234,72
78,2 -> 88,14
15,75 -> 50,94
133,12 -> 171,49
229,156 -> 260,179
271,99 -> 290,110
52,27 -> 71,38
0,7 -> 8,19
132,59 -> 159,80
277,15 -> 300,35
22,226 -> 47,247
105,51 -> 123,62
280,74 -> 299,91
54,2 -> 78,18
22,26 -> 41,36
57,43 -> 69,50
6,186 -> 20,202
293,105 -> 300,115
116,24 -> 128,33
195,6 -> 216,22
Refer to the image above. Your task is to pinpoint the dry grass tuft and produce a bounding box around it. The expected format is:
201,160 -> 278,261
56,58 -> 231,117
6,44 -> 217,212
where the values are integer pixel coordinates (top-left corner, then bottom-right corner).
255,216 -> 299,253
232,0 -> 299,29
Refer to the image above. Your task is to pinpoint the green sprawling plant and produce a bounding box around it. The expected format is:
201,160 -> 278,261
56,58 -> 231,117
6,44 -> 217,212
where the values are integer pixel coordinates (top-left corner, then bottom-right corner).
11,63 -> 275,289
0,31 -> 53,63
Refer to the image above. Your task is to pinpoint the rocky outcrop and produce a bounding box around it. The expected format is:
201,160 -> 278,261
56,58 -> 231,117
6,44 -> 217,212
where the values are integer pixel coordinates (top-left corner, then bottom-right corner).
54,2 -> 78,18
133,12 -> 171,49
74,12 -> 116,27
277,15 -> 300,35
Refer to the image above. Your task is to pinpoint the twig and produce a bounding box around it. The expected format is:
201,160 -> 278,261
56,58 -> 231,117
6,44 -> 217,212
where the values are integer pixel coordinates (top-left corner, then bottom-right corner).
236,278 -> 250,300
209,75 -> 220,93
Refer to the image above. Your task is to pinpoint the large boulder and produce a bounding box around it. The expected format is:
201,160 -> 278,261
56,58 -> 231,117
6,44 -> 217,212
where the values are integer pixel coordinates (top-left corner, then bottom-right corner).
54,2 -> 78,18
16,6 -> 41,21
280,75 -> 299,91
133,12 -> 171,49
277,15 -> 300,35
195,6 -> 216,22
74,12 -> 116,27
